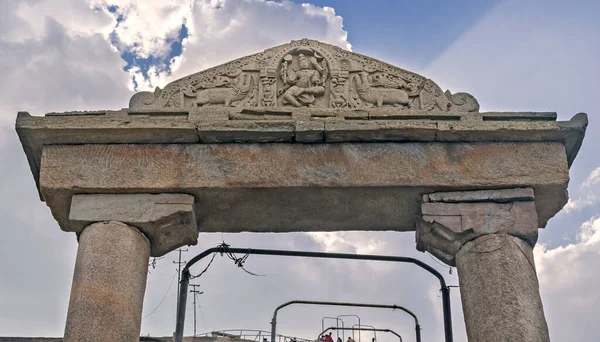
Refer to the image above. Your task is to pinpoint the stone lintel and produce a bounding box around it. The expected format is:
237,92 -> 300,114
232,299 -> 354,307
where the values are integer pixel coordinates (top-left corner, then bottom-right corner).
417,188 -> 539,266
69,193 -> 198,257
16,111 -> 587,204
41,143 -> 568,234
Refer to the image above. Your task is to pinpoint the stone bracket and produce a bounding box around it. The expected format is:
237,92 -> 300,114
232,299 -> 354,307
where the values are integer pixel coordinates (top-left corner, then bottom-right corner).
69,193 -> 198,257
416,188 -> 539,266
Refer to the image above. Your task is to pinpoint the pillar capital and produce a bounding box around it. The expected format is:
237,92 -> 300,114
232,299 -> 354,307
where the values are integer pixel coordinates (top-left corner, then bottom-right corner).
416,187 -> 538,266
416,188 -> 550,341
69,193 -> 198,257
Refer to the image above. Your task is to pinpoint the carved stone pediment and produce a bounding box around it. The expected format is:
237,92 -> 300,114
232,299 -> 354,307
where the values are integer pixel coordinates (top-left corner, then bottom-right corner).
129,39 -> 479,112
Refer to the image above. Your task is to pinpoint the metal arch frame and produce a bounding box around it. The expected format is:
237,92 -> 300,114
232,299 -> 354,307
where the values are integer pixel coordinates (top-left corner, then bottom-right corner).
319,327 -> 402,342
352,324 -> 376,342
322,317 -> 344,340
270,300 -> 420,342
174,246 -> 451,342
337,315 -> 360,342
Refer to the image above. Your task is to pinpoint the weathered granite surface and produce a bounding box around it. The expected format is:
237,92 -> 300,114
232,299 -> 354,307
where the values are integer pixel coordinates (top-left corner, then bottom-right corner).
457,234 -> 550,342
127,39 -> 480,112
39,142 -> 568,234
64,221 -> 150,342
423,187 -> 535,203
417,188 -> 550,341
70,193 -> 198,256
16,110 -> 587,201
417,188 -> 539,265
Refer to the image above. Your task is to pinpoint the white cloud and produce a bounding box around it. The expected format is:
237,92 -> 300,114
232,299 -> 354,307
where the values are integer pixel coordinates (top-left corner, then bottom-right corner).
0,18 -> 131,124
159,0 -> 351,89
5,0 -> 115,42
561,166 -> 600,213
91,0 -> 195,58
562,194 -> 597,214
98,0 -> 351,91
535,215 -> 600,340
582,167 -> 600,188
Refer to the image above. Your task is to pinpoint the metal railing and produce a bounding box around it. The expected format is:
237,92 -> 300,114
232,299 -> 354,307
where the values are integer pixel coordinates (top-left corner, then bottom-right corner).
318,327 -> 402,342
270,300 -> 420,342
321,317 -> 344,340
351,324 -> 376,342
337,315 -> 360,342
196,329 -> 312,342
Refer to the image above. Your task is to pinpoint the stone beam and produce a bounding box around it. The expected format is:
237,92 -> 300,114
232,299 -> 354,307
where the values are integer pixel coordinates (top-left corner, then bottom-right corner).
16,111 -> 587,199
39,141 -> 568,235
416,188 -> 550,342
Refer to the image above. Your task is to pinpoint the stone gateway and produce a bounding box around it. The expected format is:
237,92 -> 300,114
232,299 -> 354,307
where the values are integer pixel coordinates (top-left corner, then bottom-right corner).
16,39 -> 587,342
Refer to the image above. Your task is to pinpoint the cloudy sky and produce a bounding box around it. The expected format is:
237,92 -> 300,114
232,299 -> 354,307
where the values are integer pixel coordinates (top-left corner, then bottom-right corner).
0,0 -> 598,341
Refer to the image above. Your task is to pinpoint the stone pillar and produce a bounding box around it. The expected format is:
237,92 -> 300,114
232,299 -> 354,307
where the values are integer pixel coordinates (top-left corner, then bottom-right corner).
64,221 -> 150,341
416,188 -> 550,342
64,193 -> 198,342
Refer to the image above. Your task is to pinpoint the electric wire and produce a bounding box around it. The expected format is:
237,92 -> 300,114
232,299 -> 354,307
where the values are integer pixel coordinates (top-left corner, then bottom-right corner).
189,242 -> 264,279
143,273 -> 176,319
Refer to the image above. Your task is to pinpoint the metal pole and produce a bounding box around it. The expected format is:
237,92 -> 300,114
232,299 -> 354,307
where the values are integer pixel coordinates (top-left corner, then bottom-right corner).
193,289 -> 196,337
322,317 -> 343,337
173,248 -> 188,332
175,246 -> 450,342
441,286 -> 451,342
337,319 -> 344,340
271,301 -> 418,342
352,325 -> 376,342
175,269 -> 190,342
337,315 -> 360,342
318,327 -> 401,342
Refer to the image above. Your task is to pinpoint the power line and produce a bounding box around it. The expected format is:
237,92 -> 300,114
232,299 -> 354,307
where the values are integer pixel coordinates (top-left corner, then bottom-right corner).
143,273 -> 176,319
148,256 -> 165,274
426,251 -> 454,274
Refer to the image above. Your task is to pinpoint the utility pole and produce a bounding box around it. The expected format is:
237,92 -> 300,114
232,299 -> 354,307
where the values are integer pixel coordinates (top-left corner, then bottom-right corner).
148,256 -> 165,272
173,248 -> 188,332
190,284 -> 203,337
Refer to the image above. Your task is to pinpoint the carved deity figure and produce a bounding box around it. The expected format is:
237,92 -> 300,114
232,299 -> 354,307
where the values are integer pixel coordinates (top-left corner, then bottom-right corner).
330,83 -> 347,108
280,53 -> 326,107
261,79 -> 276,107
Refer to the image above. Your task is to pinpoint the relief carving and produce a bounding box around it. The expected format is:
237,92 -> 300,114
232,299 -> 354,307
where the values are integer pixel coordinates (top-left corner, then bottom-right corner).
128,39 -> 479,113
183,70 -> 257,107
279,49 -> 327,107
351,71 -> 411,108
